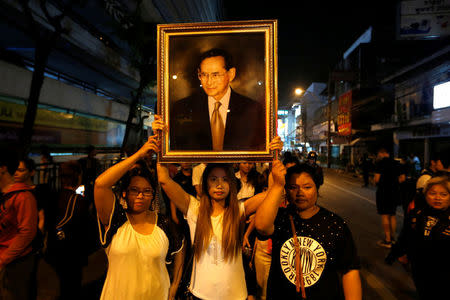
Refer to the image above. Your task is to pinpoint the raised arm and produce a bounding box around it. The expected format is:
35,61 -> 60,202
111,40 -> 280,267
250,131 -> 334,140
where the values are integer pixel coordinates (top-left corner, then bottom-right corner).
245,136 -> 283,216
254,160 -> 286,236
152,115 -> 191,215
94,135 -> 159,225
157,164 -> 191,215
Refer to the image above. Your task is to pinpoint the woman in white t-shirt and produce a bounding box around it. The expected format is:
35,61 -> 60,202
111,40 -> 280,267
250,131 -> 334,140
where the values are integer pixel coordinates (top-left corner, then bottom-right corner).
158,163 -> 260,299
154,115 -> 283,300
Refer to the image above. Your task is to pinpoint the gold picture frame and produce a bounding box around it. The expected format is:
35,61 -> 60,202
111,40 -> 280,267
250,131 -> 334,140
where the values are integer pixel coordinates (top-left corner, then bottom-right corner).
157,20 -> 277,163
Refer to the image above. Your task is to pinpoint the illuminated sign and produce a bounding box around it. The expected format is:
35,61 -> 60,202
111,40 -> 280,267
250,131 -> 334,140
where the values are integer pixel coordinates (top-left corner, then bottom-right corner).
338,90 -> 352,136
433,81 -> 450,109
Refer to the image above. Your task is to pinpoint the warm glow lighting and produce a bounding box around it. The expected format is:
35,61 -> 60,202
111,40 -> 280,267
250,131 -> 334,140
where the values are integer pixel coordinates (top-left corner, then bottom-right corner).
295,88 -> 303,96
172,75 -> 178,80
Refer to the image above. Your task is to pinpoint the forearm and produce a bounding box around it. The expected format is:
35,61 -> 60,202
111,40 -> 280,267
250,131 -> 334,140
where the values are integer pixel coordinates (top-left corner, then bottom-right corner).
255,184 -> 284,235
170,245 -> 185,297
342,270 -> 362,300
244,191 -> 267,216
95,152 -> 142,189
158,165 -> 190,214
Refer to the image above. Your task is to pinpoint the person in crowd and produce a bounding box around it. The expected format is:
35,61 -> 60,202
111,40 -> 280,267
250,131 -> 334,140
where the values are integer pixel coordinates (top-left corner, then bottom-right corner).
385,176 -> 449,299
407,153 -> 421,180
171,163 -> 196,299
235,162 -> 261,299
154,114 -> 283,300
397,155 -> 417,215
243,167 -> 271,300
306,150 -> 324,190
39,145 -> 54,185
192,163 -> 207,198
94,136 -> 184,300
14,158 -> 48,235
0,150 -> 38,300
415,152 -> 444,192
406,153 -> 450,213
282,151 -> 300,169
255,161 -> 362,299
361,153 -> 372,187
236,162 -> 261,201
44,161 -> 91,300
374,148 -> 404,248
78,145 -> 101,207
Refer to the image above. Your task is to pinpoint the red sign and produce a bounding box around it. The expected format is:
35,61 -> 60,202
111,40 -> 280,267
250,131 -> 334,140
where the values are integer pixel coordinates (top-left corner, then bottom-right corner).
338,90 -> 352,136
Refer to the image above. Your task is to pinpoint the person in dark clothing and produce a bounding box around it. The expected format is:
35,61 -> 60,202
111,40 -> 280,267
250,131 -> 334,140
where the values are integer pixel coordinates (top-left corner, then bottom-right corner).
0,151 -> 38,300
306,151 -> 324,190
385,176 -> 449,300
78,145 -> 101,206
255,161 -> 362,300
44,161 -> 91,300
361,153 -> 372,187
374,148 -> 404,248
282,151 -> 300,169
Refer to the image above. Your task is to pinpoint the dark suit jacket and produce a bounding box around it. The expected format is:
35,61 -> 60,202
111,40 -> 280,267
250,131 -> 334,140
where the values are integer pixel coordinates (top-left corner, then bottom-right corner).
170,89 -> 265,151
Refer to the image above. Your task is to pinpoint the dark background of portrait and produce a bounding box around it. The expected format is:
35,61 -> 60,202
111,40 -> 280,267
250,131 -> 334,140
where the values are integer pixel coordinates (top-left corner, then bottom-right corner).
169,32 -> 266,105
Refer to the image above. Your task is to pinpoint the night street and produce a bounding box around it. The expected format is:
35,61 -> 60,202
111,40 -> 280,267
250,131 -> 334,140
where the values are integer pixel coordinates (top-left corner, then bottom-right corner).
319,169 -> 418,300
35,167 -> 419,300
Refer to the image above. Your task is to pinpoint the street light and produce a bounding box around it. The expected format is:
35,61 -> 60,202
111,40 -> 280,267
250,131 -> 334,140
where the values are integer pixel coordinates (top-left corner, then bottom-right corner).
293,87 -> 307,152
295,88 -> 303,96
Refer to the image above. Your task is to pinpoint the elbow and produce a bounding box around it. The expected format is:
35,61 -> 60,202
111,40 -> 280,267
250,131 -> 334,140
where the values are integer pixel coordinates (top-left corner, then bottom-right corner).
254,217 -> 270,236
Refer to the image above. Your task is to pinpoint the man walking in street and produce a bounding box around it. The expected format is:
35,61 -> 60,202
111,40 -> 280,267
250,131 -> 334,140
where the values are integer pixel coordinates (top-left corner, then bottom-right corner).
374,148 -> 403,248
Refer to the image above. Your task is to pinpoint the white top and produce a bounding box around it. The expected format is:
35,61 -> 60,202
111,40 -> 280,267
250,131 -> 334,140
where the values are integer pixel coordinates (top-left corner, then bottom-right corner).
185,196 -> 247,300
208,86 -> 231,127
100,213 -> 170,300
192,163 -> 207,186
416,174 -> 432,190
235,171 -> 256,200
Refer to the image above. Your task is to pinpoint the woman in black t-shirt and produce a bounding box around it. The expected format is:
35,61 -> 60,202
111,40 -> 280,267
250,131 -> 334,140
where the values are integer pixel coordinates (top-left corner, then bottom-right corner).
255,161 -> 362,300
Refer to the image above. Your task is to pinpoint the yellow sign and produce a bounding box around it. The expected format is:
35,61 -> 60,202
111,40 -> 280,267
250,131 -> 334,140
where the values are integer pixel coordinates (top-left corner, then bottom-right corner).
0,100 -> 108,131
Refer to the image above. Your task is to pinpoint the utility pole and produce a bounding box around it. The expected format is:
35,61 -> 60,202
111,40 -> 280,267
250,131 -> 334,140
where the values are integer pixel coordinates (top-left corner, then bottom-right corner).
327,76 -> 332,168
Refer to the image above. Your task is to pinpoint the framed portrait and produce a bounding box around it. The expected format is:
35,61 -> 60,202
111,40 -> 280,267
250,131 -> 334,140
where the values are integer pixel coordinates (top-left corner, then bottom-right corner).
157,20 -> 278,162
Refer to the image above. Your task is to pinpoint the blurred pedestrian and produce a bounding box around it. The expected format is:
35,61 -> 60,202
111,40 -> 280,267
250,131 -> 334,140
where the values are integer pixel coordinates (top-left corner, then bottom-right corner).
361,153 -> 372,187
95,136 -> 184,300
374,148 -> 404,248
282,151 -> 299,169
192,163 -> 207,197
407,153 -> 421,180
78,145 -> 101,208
0,150 -> 38,300
236,162 -> 261,201
306,151 -> 324,190
44,161 -> 91,300
416,152 -> 444,193
385,176 -> 450,299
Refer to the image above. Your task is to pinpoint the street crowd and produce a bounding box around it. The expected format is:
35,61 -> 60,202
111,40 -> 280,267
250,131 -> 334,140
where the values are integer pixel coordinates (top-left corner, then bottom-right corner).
0,124 -> 449,300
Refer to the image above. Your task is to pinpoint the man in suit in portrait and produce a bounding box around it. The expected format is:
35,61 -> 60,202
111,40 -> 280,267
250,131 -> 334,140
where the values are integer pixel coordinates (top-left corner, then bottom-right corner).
170,48 -> 265,151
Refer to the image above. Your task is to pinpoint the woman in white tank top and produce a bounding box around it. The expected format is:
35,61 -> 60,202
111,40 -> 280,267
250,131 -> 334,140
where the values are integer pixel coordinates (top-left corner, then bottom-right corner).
94,135 -> 184,300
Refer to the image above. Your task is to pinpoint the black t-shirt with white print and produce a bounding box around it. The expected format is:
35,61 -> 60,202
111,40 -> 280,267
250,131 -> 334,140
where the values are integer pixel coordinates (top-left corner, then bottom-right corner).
262,206 -> 360,300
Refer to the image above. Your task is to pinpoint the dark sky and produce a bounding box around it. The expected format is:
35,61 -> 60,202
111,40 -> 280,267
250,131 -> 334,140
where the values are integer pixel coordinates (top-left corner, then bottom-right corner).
223,1 -> 398,107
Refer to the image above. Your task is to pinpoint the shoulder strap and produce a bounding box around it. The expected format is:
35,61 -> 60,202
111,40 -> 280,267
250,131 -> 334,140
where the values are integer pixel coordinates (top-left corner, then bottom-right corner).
289,214 -> 306,299
56,193 -> 78,229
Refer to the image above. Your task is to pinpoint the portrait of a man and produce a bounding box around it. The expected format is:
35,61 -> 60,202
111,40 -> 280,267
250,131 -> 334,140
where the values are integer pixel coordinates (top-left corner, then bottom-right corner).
170,48 -> 265,151
158,20 -> 277,162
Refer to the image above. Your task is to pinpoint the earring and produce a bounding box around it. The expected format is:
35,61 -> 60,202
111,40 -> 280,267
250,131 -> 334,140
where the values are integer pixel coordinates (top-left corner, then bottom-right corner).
120,197 -> 128,210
